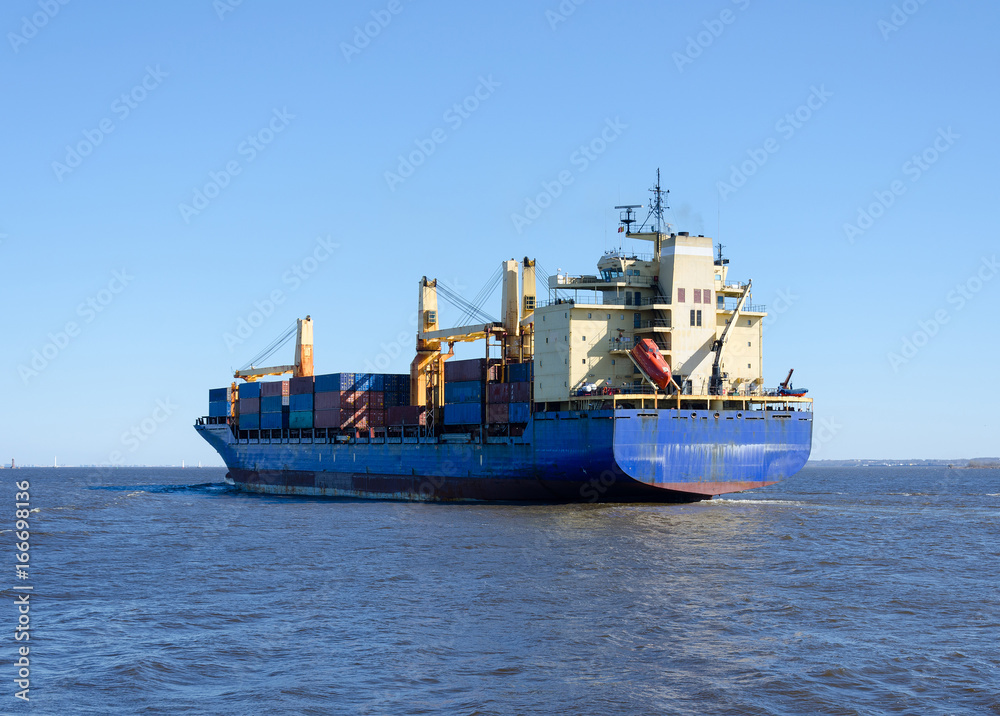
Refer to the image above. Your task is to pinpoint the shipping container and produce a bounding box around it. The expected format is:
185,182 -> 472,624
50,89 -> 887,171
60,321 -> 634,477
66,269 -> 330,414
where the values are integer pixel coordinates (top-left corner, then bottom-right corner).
339,408 -> 367,430
208,401 -> 230,418
282,395 -> 290,407
487,383 -> 509,404
313,410 -> 340,429
387,405 -> 426,426
445,380 -> 483,404
261,396 -> 284,413
487,402 -> 509,424
509,402 -> 531,423
238,397 -> 260,414
240,413 -> 260,430
367,391 -> 385,410
443,403 -> 480,425
238,382 -> 261,399
507,362 -> 534,383
444,358 -> 486,383
314,392 -> 340,411
368,409 -> 385,428
289,393 -> 313,412
289,411 -> 313,429
289,376 -> 314,395
384,390 -> 408,408
260,412 -> 286,430
208,387 -> 231,403
313,373 -> 341,393
259,381 -> 285,397
510,381 -> 531,403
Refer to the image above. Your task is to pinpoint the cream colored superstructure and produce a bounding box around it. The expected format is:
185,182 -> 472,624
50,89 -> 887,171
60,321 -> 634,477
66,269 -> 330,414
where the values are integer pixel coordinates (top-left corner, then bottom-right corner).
532,231 -> 766,404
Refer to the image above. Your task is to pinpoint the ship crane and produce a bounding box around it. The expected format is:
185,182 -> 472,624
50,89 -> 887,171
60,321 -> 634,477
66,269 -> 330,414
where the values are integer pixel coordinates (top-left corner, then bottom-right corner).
709,280 -> 752,396
234,316 -> 314,382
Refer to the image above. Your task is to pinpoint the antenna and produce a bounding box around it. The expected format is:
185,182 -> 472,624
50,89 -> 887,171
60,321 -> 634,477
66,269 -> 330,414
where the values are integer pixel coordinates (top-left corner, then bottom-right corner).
715,243 -> 729,266
636,168 -> 671,233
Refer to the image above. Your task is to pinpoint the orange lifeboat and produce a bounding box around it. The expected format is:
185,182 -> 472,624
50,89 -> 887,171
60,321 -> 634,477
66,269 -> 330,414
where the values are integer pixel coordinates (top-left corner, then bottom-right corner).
630,339 -> 672,389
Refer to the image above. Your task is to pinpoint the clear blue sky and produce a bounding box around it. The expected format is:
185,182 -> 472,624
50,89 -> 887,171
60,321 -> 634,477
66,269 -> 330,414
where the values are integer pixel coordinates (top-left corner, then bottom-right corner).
2,0 -> 997,465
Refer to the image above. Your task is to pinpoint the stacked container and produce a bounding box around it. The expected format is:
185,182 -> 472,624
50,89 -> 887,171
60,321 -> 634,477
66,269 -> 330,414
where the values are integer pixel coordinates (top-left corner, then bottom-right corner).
443,358 -> 486,426
260,380 -> 290,430
208,387 -> 232,419
289,376 -> 314,429
237,382 -> 261,430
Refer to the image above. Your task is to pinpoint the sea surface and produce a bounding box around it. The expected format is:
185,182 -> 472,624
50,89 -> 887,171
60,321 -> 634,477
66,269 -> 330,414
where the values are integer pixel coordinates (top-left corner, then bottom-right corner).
5,465 -> 999,715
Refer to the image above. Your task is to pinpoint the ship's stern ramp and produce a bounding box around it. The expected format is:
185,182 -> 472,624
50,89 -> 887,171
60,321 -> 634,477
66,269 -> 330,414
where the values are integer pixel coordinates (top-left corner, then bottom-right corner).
612,409 -> 813,497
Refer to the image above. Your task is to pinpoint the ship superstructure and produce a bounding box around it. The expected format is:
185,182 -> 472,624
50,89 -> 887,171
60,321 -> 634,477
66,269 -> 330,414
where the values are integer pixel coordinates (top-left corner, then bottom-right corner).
196,173 -> 813,502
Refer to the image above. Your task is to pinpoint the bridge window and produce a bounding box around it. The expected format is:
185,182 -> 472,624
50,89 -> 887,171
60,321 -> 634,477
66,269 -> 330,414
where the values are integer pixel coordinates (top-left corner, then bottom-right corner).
693,289 -> 701,303
678,288 -> 686,303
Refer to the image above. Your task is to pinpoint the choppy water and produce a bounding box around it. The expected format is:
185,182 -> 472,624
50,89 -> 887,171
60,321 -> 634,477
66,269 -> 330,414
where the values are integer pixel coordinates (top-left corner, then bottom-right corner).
6,466 -> 999,714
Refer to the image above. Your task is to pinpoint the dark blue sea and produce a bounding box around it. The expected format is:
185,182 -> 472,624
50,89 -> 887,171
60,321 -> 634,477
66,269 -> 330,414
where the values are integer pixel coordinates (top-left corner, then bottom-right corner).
6,466 -> 999,714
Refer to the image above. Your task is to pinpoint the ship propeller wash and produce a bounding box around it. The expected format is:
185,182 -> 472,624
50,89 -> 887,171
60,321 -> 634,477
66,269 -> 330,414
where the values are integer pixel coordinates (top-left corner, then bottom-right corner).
196,172 -> 813,502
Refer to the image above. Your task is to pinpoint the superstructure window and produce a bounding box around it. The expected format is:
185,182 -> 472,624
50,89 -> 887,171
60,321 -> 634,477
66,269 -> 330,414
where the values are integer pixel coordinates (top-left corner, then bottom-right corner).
693,289 -> 701,303
697,310 -> 702,327
678,288 -> 685,303
690,310 -> 696,326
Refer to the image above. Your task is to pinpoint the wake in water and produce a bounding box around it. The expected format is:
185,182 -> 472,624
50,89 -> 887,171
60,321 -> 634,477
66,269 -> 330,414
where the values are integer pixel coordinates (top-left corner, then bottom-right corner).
87,483 -> 237,495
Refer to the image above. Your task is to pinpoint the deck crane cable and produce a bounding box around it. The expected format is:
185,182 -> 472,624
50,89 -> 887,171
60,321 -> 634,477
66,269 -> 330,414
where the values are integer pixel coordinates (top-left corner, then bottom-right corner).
240,321 -> 297,371
458,267 -> 503,326
436,282 -> 497,325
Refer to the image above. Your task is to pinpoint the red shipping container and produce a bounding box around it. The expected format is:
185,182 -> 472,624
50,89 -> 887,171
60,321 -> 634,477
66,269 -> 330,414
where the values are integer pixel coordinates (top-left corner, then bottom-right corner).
444,358 -> 486,382
339,407 -> 366,429
387,405 -> 426,426
510,381 -> 531,403
367,391 -> 385,410
289,376 -> 314,395
315,392 -> 341,411
488,383 -> 509,404
314,410 -> 340,429
368,409 -> 385,428
260,381 -> 289,397
487,402 -> 509,424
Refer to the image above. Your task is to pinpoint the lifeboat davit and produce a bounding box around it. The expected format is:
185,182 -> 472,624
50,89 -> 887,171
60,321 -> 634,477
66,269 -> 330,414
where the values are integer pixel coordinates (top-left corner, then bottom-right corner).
630,339 -> 672,389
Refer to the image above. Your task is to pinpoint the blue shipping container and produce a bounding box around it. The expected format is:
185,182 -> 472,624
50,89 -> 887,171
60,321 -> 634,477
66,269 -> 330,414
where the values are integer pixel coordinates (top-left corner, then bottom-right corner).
445,380 -> 483,404
208,387 -> 230,402
239,382 -> 261,399
314,373 -> 341,393
240,413 -> 260,430
261,396 -> 283,413
208,401 -> 229,418
443,403 -> 481,425
507,362 -> 534,383
289,393 -> 313,412
260,412 -> 285,430
509,402 -> 531,423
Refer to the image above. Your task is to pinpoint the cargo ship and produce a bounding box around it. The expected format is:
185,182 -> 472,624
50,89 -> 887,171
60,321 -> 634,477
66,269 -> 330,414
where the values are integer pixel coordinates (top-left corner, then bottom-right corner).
195,174 -> 813,502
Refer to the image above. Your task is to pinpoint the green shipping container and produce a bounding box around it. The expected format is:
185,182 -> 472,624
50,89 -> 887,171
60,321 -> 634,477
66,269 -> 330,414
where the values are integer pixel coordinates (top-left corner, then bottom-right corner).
289,411 -> 313,429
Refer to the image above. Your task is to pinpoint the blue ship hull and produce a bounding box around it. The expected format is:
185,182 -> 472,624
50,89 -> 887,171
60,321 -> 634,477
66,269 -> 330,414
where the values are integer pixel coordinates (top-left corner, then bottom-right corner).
196,408 -> 813,502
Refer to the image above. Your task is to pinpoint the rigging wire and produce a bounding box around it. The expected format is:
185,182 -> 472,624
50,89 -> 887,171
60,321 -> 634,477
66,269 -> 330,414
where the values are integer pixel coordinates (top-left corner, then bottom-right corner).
240,321 -> 297,370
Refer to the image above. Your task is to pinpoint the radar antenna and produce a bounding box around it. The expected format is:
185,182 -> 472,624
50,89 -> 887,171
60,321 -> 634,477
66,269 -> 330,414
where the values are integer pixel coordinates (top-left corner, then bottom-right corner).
615,204 -> 642,236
